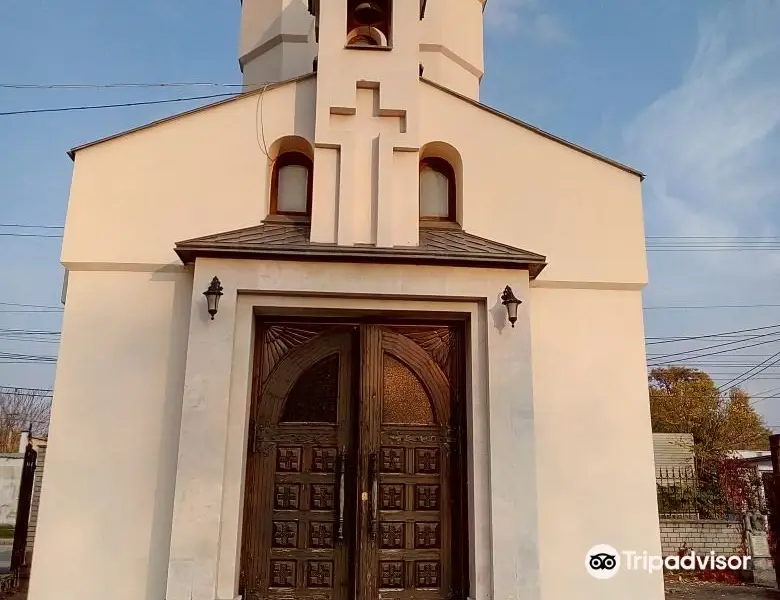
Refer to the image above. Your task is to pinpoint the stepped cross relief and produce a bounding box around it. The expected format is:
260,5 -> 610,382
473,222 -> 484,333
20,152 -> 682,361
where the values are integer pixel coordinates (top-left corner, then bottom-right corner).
327,83 -> 416,246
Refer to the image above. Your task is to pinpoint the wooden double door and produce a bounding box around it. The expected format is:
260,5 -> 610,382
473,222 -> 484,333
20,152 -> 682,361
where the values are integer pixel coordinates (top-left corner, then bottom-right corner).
240,322 -> 467,600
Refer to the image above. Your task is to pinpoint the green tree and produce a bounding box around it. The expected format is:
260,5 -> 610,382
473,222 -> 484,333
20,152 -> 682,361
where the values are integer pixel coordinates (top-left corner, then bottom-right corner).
649,366 -> 771,461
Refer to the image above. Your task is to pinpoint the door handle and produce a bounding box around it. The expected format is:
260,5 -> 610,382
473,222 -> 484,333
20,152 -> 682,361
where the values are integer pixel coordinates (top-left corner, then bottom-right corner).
369,452 -> 378,540
337,447 -> 346,542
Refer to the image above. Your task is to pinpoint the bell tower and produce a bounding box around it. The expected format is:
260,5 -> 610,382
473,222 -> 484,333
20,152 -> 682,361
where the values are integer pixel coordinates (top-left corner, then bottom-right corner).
238,0 -> 317,89
237,0 -> 486,98
419,0 -> 486,99
308,0 -> 424,248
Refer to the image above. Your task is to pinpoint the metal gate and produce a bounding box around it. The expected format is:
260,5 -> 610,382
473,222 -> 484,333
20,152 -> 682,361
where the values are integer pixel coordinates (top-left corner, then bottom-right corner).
767,434 -> 780,588
10,440 -> 37,581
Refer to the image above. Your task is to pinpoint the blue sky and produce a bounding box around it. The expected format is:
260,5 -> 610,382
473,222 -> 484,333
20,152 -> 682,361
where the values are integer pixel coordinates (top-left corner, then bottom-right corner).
1,1 -> 780,423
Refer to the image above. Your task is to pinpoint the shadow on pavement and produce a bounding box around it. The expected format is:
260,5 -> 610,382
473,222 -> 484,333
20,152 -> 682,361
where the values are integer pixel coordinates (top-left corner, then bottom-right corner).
666,581 -> 780,599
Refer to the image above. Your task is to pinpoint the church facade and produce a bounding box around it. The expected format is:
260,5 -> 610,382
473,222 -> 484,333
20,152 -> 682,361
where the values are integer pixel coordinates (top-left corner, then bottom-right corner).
29,2 -> 663,600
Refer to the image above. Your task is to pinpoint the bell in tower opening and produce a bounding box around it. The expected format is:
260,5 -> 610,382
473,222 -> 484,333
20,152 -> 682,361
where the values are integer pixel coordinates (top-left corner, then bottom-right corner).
346,0 -> 391,47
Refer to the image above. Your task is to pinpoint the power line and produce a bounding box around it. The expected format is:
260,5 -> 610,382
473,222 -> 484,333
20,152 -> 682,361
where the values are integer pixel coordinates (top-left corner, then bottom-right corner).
0,302 -> 62,310
0,386 -> 52,397
647,337 -> 780,366
0,336 -> 59,344
0,356 -> 56,364
707,376 -> 780,380
646,330 -> 780,361
751,386 -> 780,405
648,360 -> 780,366
0,224 -> 63,229
645,304 -> 780,310
0,361 -> 54,365
0,351 -> 56,359
646,236 -> 780,252
0,330 -> 60,344
646,236 -> 780,239
755,385 -> 780,396
4,224 -> 778,240
5,222 -> 778,252
648,334 -> 778,342
646,324 -> 780,344
0,233 -> 62,238
0,360 -> 55,364
718,350 -> 780,392
0,82 -> 244,90
647,248 -> 780,252
0,329 -> 60,335
653,360 -> 780,366
0,309 -> 63,314
0,92 -> 240,116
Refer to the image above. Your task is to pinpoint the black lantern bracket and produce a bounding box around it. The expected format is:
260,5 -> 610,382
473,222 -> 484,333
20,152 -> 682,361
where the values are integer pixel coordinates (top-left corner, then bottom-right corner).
203,276 -> 224,320
501,285 -> 522,328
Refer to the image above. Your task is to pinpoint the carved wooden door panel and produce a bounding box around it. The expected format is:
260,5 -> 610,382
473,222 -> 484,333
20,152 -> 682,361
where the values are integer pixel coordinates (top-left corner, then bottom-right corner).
358,325 -> 462,600
241,323 -> 465,600
241,327 -> 356,600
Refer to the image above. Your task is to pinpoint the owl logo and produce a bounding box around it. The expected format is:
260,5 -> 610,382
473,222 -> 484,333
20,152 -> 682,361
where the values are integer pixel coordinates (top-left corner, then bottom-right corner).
589,553 -> 617,570
586,544 -> 621,579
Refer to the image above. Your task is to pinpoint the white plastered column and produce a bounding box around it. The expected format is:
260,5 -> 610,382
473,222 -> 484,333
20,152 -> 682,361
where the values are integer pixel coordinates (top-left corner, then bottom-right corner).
165,262 -> 240,600
485,292 -> 540,600
166,258 -> 541,600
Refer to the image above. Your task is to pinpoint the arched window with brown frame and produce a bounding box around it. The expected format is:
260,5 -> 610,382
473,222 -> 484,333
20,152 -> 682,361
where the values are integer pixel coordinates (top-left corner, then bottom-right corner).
270,151 -> 313,217
419,157 -> 456,222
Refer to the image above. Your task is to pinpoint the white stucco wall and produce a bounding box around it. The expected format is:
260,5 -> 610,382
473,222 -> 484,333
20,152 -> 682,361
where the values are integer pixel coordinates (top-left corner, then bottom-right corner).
34,70 -> 660,600
419,81 -> 647,286
27,270 -> 193,600
531,286 -> 662,599
61,77 -> 317,268
61,77 -> 645,285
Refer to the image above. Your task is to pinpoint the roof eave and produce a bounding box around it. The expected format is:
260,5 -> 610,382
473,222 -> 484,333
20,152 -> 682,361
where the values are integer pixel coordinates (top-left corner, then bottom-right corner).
174,244 -> 548,279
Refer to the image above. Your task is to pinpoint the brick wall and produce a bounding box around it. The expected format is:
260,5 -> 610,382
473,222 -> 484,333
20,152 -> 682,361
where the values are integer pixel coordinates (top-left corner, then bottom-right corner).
659,519 -> 744,556
26,443 -> 46,561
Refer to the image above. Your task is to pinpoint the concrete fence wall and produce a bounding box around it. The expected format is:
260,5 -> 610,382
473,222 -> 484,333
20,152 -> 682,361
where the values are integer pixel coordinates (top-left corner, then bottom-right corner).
659,519 -> 744,556
0,454 -> 24,527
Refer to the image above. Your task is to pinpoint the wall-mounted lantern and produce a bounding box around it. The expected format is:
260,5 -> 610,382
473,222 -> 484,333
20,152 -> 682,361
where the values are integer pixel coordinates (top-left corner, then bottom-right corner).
203,277 -> 223,320
501,285 -> 521,328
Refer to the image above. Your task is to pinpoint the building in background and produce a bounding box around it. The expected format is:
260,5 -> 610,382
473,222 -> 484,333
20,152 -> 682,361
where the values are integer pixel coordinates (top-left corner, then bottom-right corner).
28,2 -> 658,600
653,432 -> 695,471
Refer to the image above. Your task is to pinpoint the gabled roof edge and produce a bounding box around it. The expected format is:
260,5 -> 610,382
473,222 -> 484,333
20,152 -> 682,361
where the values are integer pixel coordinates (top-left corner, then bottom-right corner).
66,72 -> 317,161
421,77 -> 646,181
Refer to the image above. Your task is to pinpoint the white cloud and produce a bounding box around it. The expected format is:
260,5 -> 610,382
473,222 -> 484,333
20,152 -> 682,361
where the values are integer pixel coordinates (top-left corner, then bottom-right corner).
532,13 -> 568,43
625,1 -> 780,247
484,0 -> 568,43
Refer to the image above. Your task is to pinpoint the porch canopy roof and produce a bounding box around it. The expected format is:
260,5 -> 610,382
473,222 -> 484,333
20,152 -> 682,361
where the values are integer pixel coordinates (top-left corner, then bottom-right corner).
174,221 -> 547,279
